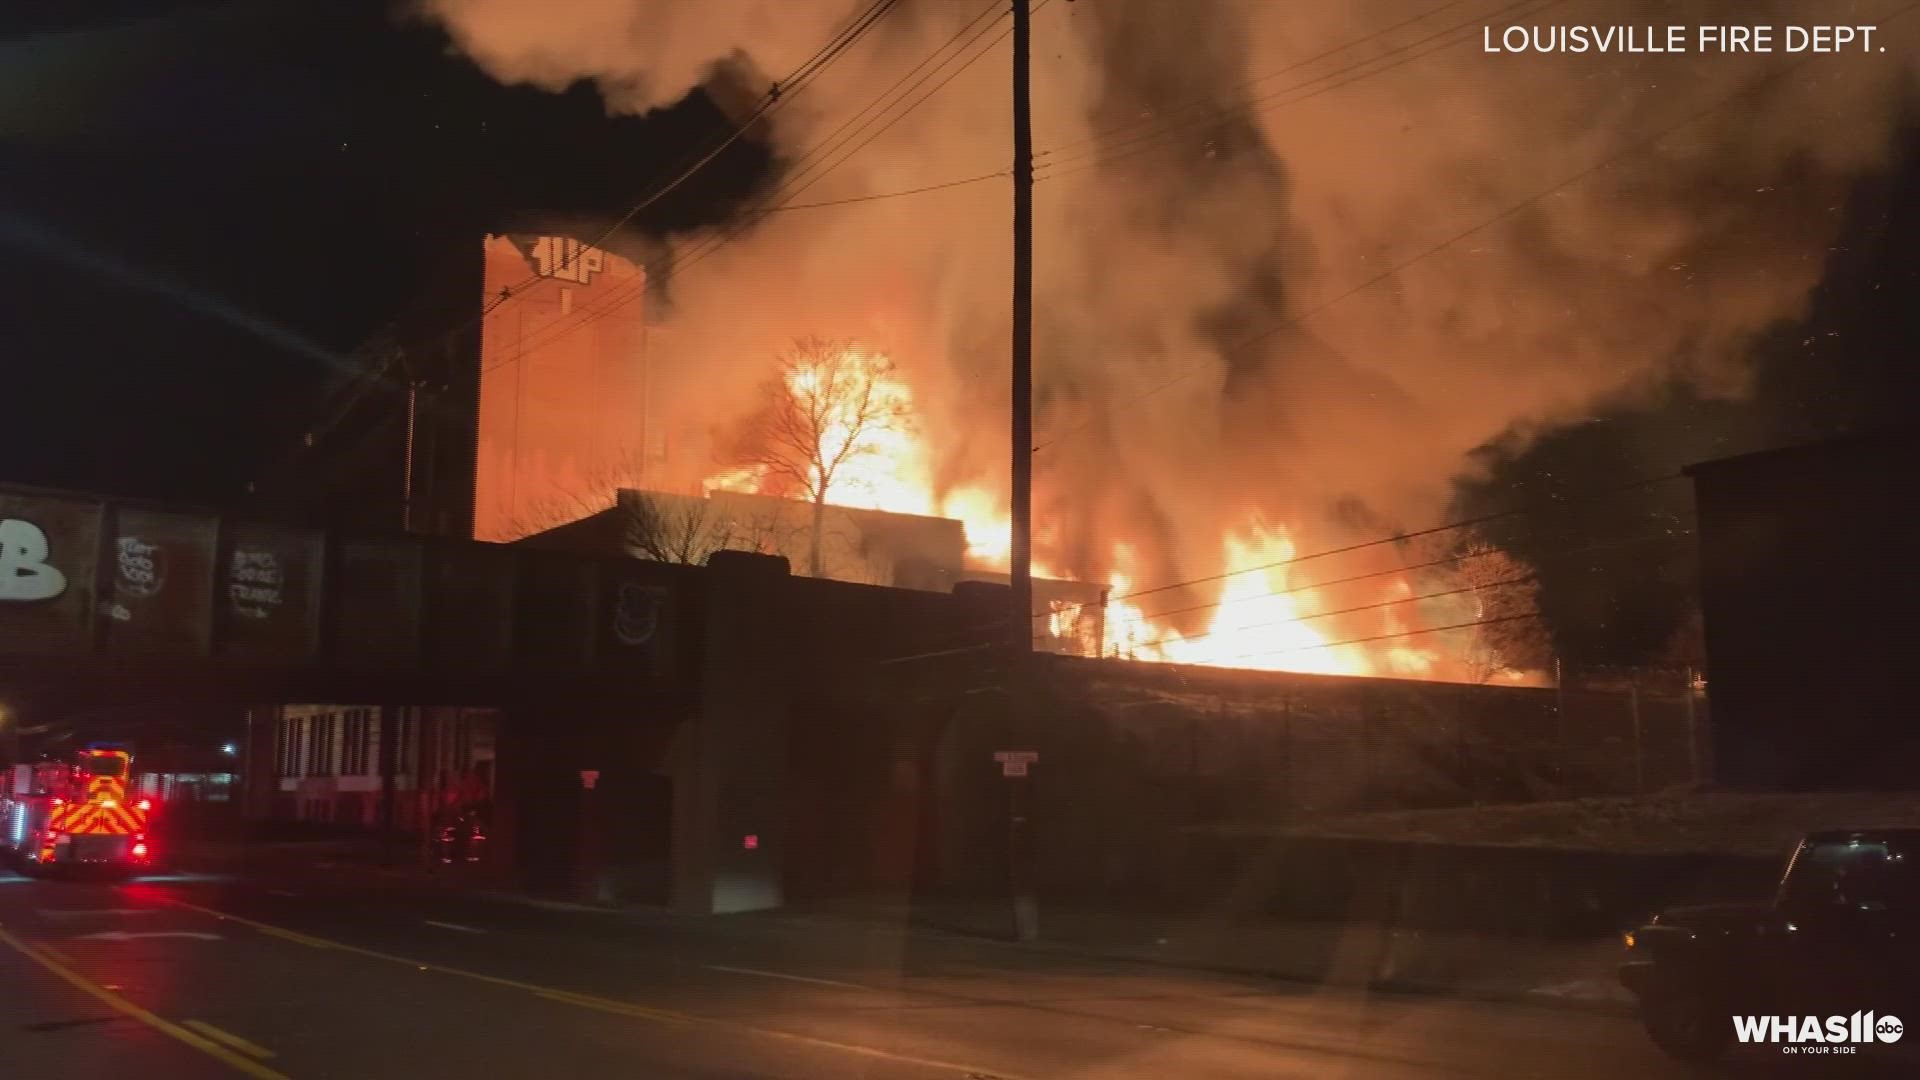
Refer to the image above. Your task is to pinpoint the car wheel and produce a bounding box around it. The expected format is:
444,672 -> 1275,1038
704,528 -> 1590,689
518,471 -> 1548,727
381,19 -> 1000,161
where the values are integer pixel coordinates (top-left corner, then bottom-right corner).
1643,985 -> 1731,1063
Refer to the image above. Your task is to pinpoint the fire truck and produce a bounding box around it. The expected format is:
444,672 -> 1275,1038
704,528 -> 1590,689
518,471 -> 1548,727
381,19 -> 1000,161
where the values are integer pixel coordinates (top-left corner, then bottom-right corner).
2,744 -> 154,874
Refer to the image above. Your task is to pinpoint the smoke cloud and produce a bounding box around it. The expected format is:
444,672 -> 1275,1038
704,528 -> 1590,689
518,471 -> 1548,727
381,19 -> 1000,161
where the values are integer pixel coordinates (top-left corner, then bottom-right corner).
422,0 -> 1913,620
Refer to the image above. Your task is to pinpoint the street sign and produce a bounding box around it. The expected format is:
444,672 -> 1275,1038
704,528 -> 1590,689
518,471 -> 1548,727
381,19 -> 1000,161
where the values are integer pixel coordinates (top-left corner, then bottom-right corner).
580,770 -> 600,790
993,751 -> 1038,764
1001,761 -> 1029,777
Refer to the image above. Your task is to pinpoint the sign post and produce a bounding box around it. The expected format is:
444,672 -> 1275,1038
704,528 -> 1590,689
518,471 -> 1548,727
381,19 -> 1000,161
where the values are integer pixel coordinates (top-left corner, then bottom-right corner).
578,769 -> 606,905
994,751 -> 1040,942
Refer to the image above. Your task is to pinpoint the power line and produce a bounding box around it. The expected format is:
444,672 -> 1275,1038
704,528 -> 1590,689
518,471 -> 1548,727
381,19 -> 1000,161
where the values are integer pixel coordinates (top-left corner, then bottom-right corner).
656,0 -> 1035,292
1033,0 -> 1555,178
284,0 -> 904,475
1207,609 -> 1543,668
1051,472 -> 1688,623
478,0 -> 1486,381
769,170 -> 1009,211
1080,574 -> 1536,648
476,0 -> 905,319
1031,0 -> 1920,454
1086,523 -> 1693,653
1034,0 -> 1477,161
898,472 -> 1693,664
477,0 -> 1018,381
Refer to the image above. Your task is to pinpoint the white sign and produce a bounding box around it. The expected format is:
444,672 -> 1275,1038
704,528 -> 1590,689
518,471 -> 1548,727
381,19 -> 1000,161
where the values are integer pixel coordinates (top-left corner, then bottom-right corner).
530,236 -> 606,285
0,519 -> 66,601
1001,761 -> 1029,778
993,751 -> 1039,764
229,548 -> 285,619
115,536 -> 165,599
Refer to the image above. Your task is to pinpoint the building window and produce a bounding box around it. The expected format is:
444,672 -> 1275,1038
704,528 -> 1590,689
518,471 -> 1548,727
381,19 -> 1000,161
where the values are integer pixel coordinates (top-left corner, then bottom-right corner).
342,708 -> 374,776
313,712 -> 335,777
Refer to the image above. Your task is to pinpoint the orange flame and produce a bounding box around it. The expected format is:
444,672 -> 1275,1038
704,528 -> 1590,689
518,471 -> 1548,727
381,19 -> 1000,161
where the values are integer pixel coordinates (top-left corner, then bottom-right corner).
710,343 -> 1541,683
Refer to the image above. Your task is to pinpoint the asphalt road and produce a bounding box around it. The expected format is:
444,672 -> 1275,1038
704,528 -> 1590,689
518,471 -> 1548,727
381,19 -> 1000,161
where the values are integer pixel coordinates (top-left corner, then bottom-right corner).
0,863 -> 1903,1079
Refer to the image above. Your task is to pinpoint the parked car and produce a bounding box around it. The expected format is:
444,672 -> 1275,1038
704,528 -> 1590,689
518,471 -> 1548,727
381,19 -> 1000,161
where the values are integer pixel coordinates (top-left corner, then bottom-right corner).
1621,829 -> 1920,1063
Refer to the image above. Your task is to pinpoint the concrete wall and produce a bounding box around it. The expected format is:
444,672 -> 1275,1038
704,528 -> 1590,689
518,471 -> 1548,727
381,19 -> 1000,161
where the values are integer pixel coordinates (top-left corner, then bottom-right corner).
775,642 -> 1711,914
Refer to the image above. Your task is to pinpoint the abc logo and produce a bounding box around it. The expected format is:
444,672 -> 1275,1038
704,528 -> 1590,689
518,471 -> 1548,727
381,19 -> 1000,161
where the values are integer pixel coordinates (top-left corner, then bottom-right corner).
1876,1015 -> 1904,1043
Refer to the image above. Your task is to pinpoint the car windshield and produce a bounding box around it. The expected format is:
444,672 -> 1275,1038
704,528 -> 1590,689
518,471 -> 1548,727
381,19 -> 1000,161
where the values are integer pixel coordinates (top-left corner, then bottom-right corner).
1784,839 -> 1920,910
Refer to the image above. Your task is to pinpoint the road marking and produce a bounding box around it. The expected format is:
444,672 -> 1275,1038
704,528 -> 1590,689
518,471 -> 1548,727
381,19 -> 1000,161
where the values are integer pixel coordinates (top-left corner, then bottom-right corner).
165,898 -> 1040,1080
37,908 -> 157,919
534,989 -> 690,1024
0,925 -> 289,1080
183,1019 -> 278,1059
423,919 -> 486,934
253,923 -> 337,950
1530,979 -> 1634,1003
706,964 -> 870,990
23,1016 -> 121,1032
74,930 -> 223,942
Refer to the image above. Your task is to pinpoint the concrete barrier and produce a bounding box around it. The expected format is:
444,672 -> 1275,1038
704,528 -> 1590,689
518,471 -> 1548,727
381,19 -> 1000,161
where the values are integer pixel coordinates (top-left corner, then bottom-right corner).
1035,833 -> 1783,936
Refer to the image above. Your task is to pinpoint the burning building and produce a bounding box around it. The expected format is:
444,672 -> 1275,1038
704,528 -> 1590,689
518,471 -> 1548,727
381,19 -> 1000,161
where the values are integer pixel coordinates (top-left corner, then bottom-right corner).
474,229 -> 656,542
438,1 -> 1911,686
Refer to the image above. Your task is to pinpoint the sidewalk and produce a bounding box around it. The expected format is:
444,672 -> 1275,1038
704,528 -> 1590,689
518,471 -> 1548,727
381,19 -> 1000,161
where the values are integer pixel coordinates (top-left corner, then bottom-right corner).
172,839 -> 1634,1014
772,894 -> 1635,1014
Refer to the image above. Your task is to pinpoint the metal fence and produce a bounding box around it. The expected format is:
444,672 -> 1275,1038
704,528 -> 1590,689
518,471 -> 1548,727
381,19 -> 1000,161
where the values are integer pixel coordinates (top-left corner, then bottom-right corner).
1028,662 -> 1713,832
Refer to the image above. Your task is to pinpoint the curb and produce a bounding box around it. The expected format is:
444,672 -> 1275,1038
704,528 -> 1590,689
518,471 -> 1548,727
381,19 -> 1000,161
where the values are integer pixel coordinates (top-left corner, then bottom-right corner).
184,853 -> 1637,1018
754,908 -> 1638,1018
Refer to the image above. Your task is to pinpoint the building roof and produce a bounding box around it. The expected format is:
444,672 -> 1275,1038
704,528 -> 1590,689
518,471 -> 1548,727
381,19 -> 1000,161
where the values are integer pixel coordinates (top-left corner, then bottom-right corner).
1682,425 -> 1920,479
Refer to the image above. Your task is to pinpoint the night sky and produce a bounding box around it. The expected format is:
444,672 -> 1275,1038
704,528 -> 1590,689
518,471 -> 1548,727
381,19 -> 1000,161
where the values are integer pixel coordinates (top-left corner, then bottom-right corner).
0,0 -> 770,504
3,1 -> 1915,668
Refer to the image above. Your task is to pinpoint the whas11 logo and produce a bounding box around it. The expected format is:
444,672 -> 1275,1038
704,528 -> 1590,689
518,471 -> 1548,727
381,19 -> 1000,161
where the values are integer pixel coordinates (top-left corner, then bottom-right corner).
1733,1012 -> 1903,1054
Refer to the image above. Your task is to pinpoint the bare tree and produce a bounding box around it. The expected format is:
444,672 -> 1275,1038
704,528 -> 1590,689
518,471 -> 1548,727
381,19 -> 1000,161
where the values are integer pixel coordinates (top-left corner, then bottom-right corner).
620,492 -> 741,565
1452,538 -> 1554,683
509,449 -> 741,566
716,337 -> 909,577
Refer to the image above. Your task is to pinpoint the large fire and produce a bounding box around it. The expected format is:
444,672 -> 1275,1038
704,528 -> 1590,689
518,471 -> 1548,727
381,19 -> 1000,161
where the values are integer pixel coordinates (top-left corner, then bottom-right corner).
709,345 -> 1532,684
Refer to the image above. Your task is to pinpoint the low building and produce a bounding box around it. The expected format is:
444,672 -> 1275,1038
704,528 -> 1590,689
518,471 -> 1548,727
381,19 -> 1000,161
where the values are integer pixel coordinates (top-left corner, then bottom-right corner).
254,704 -> 497,831
521,487 -> 1108,653
1685,426 -> 1920,788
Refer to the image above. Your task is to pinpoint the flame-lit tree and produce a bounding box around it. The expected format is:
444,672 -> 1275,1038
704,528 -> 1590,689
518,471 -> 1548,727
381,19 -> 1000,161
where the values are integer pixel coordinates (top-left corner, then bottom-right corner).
1452,538 -> 1554,683
718,337 -> 910,577
511,450 -> 745,565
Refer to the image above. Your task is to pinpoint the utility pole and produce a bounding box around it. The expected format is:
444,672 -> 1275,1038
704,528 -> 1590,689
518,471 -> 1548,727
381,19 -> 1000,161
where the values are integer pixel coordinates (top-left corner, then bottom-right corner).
1009,0 -> 1034,655
1006,0 -> 1039,945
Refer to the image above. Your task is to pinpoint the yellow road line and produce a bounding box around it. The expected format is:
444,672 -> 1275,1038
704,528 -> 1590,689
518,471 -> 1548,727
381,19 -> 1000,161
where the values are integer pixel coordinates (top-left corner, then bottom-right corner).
167,899 -> 1037,1080
183,1019 -> 278,1059
0,925 -> 290,1080
255,924 -> 337,950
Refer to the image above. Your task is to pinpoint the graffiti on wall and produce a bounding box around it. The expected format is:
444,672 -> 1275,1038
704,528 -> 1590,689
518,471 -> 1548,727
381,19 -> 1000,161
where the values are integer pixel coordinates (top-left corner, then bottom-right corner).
0,519 -> 67,602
